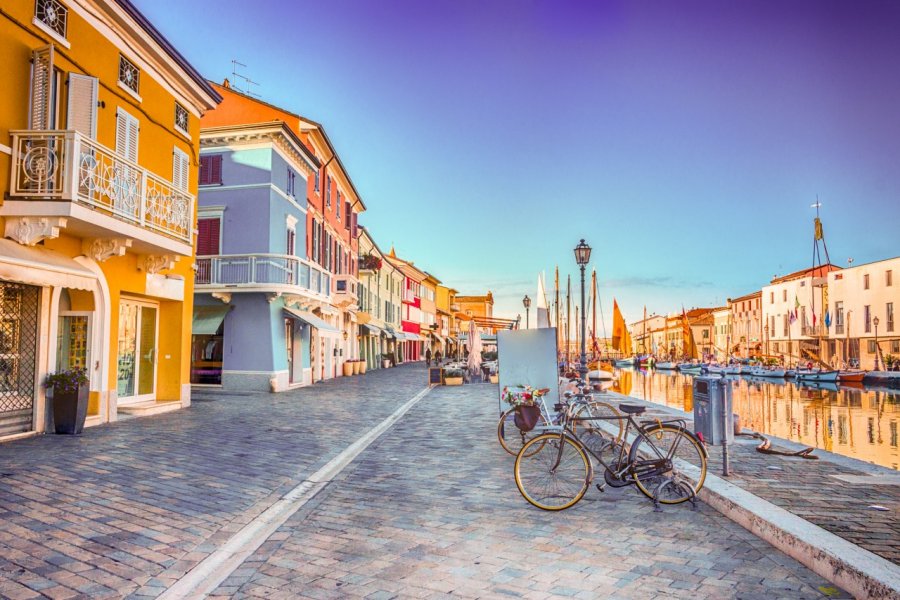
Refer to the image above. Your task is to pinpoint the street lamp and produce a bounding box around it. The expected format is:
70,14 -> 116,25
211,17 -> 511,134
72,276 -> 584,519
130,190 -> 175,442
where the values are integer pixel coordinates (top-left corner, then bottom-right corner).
874,316 -> 880,370
574,239 -> 592,379
523,295 -> 531,329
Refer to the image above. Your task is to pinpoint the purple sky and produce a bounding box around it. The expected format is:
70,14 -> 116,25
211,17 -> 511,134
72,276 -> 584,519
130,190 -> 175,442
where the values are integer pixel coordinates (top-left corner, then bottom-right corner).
139,0 -> 900,328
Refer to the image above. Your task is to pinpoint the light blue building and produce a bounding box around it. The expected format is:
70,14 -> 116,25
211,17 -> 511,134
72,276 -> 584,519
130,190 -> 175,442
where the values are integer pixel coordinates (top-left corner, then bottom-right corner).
190,120 -> 336,391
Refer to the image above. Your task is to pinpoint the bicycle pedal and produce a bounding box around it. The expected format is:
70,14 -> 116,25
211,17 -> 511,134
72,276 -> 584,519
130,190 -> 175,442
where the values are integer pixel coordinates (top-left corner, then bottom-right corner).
595,483 -> 606,493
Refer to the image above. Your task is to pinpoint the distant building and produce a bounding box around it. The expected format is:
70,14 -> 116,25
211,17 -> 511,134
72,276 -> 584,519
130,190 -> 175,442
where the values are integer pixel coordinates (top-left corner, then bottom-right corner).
357,227 -> 403,371
728,291 -> 763,358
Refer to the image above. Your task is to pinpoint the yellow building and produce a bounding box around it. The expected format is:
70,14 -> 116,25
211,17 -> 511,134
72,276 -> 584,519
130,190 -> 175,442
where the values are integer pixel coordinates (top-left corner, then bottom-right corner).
435,284 -> 458,359
0,0 -> 219,438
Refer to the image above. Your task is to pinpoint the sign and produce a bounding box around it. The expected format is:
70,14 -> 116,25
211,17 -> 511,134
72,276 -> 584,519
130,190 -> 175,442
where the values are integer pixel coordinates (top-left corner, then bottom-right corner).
497,328 -> 559,415
429,367 -> 444,385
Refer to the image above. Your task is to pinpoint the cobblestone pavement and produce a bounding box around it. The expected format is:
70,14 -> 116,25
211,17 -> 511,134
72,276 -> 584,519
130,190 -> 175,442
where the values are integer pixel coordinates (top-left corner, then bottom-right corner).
209,384 -> 842,599
0,365 -> 428,599
604,390 -> 900,565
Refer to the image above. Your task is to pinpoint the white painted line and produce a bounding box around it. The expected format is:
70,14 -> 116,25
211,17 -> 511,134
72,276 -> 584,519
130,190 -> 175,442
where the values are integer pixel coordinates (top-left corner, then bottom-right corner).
158,385 -> 433,600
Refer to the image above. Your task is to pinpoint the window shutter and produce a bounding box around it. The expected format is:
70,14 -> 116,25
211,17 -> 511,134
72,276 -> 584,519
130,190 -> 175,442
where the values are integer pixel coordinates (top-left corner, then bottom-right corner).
30,45 -> 55,130
116,108 -> 139,163
197,218 -> 220,255
66,73 -> 98,137
173,147 -> 189,191
199,156 -> 210,185
344,201 -> 351,228
351,212 -> 358,238
210,154 -> 222,184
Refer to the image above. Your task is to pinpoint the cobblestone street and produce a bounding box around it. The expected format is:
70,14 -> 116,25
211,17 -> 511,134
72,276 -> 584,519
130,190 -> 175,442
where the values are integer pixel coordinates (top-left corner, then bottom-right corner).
0,367 -> 845,598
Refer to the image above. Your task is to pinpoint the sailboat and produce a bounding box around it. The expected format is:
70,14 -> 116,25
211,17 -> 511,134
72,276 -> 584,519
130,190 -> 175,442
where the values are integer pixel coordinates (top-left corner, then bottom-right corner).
586,270 -> 616,381
676,308 -> 701,372
612,299 -> 635,366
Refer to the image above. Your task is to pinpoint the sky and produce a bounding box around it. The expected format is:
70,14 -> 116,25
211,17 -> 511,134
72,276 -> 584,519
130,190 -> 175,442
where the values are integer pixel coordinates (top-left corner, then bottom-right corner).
138,0 -> 900,331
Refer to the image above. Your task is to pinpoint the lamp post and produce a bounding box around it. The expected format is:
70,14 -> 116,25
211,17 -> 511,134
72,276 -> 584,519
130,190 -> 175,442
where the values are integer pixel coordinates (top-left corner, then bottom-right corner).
874,316 -> 880,371
523,295 -> 531,329
574,239 -> 592,379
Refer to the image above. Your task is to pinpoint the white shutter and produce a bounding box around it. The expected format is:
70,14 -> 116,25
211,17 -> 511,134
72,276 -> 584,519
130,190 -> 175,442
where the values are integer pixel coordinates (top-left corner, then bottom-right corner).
172,147 -> 189,191
115,107 -> 139,163
66,73 -> 98,137
30,45 -> 55,130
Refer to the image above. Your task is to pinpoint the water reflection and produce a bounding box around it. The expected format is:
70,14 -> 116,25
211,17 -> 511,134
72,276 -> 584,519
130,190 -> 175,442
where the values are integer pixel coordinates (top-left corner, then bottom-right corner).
613,368 -> 900,471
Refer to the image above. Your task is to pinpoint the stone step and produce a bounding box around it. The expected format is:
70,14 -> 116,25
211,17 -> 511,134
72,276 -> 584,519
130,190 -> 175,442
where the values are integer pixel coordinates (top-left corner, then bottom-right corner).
117,400 -> 182,418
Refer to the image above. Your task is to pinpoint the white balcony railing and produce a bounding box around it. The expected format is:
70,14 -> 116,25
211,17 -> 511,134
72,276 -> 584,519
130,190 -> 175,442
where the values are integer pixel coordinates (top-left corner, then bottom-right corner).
195,254 -> 331,297
402,289 -> 417,303
801,323 -> 826,337
9,130 -> 193,244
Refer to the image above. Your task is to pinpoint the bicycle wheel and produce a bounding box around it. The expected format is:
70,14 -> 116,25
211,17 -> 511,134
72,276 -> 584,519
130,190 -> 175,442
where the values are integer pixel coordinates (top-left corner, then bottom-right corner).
514,433 -> 592,511
572,400 -> 624,444
497,407 -> 548,457
629,424 -> 707,504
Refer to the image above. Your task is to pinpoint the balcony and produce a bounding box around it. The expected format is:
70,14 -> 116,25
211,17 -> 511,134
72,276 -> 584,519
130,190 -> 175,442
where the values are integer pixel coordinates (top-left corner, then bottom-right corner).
6,130 -> 194,255
801,324 -> 826,337
195,254 -> 331,301
402,289 -> 418,304
333,274 -> 358,309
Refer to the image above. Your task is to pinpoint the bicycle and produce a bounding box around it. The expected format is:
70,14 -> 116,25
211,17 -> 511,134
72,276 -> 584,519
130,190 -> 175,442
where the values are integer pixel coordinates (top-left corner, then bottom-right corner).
497,382 -> 623,457
513,391 -> 707,511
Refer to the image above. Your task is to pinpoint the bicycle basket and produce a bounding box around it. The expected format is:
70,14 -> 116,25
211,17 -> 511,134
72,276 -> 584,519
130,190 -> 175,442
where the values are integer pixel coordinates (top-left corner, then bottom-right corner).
513,404 -> 541,432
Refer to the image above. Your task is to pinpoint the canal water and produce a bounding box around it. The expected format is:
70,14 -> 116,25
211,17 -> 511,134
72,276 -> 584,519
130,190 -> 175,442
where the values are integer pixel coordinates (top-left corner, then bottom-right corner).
612,368 -> 900,471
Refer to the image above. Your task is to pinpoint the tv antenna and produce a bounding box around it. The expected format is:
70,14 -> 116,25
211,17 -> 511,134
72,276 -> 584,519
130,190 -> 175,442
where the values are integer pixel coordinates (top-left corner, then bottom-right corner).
230,59 -> 260,97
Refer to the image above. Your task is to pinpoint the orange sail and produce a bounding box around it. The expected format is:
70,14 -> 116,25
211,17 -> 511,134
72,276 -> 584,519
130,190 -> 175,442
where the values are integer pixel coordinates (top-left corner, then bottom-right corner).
681,308 -> 698,359
612,299 -> 632,356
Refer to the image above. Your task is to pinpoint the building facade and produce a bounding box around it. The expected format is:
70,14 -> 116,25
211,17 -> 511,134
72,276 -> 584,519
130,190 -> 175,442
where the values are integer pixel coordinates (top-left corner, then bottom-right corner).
386,249 -> 428,362
728,291 -> 762,358
0,0 -> 219,438
357,226 -> 403,371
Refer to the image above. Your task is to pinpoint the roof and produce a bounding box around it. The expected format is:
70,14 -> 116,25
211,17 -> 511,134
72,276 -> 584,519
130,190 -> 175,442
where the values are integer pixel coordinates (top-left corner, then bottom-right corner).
200,121 -> 321,170
115,0 -> 221,106
728,290 -> 762,303
769,264 -> 840,284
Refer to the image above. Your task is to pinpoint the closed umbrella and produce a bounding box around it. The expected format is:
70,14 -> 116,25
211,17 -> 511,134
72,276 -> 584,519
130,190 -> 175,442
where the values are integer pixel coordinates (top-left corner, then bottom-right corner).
467,319 -> 483,379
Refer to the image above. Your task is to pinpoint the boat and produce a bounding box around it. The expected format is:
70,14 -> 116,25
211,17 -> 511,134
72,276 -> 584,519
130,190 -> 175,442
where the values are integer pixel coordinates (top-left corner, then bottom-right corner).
723,364 -> 743,375
656,361 -> 676,370
838,369 -> 866,383
748,366 -> 787,378
706,364 -> 725,375
587,369 -> 616,382
678,363 -> 702,374
615,357 -> 636,367
795,369 -> 839,383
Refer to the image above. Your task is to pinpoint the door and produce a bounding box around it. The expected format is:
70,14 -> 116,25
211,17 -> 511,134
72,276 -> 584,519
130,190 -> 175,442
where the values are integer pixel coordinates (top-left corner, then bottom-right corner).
0,282 -> 40,436
117,300 -> 157,405
57,312 -> 92,380
285,318 -> 295,384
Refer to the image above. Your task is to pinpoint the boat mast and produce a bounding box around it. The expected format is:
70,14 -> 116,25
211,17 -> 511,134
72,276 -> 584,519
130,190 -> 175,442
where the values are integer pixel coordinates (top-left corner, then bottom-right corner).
591,269 -> 597,359
566,274 -> 571,365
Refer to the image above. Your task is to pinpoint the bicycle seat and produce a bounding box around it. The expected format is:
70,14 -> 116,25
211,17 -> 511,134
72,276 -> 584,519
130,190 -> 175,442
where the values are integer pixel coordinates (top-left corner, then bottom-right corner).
536,388 -> 550,396
618,404 -> 646,415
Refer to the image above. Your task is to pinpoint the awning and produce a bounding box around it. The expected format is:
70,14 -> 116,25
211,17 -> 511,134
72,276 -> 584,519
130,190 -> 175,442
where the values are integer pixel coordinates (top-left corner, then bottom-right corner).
431,333 -> 446,345
283,307 -> 341,336
381,328 -> 396,339
401,332 -> 420,342
0,238 -> 96,291
193,305 -> 230,335
360,323 -> 383,336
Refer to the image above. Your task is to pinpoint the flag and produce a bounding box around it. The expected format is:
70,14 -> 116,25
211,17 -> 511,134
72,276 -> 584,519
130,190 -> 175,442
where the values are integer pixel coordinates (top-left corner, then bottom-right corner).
789,309 -> 796,324
812,310 -> 817,327
824,310 -> 832,328
794,295 -> 800,310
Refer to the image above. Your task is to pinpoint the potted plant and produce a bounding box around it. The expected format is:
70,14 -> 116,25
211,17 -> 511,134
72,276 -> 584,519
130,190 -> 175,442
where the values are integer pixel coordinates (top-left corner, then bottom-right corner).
382,353 -> 391,369
444,368 -> 464,386
45,369 -> 89,435
489,368 -> 499,384
342,360 -> 354,377
359,359 -> 367,374
884,354 -> 895,371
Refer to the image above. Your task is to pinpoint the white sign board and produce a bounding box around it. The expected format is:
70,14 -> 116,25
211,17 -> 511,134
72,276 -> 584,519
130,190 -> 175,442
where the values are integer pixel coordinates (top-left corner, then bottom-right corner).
497,328 -> 559,415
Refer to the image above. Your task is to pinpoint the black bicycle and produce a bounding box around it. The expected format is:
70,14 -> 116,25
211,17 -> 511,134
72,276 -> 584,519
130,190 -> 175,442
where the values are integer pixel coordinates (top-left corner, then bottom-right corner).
513,388 -> 708,511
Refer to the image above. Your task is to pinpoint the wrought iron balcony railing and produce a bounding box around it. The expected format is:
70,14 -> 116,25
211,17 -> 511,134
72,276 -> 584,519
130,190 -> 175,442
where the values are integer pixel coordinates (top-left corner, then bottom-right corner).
9,130 -> 193,244
195,253 -> 331,297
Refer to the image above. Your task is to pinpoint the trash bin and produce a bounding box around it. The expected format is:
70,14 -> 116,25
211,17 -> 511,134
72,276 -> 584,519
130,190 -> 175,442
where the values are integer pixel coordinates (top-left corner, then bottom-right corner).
692,376 -> 733,446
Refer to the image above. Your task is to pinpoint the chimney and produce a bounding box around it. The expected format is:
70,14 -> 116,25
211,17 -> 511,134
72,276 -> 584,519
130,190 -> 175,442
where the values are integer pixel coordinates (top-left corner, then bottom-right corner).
223,78 -> 231,89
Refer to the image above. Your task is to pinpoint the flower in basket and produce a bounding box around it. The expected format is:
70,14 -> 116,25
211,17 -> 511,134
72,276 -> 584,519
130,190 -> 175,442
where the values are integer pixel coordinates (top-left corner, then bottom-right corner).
44,369 -> 89,394
502,385 -> 537,407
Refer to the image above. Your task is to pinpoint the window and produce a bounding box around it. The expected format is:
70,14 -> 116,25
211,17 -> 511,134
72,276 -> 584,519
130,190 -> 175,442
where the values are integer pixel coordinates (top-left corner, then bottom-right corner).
35,0 -> 67,38
336,190 -> 342,219
172,147 -> 189,191
770,292 -> 774,304
197,218 -> 221,256
118,55 -> 140,95
345,201 -> 352,229
864,274 -> 870,290
892,340 -> 899,353
868,340 -> 877,353
311,221 -> 320,262
325,175 -> 331,208
888,302 -> 895,332
286,227 -> 295,256
782,289 -> 787,302
314,170 -> 320,192
115,107 -> 139,163
835,301 -> 844,334
286,169 -> 296,196
783,314 -> 788,337
199,154 -> 223,185
864,305 -> 871,333
888,270 -> 893,287
175,103 -> 189,134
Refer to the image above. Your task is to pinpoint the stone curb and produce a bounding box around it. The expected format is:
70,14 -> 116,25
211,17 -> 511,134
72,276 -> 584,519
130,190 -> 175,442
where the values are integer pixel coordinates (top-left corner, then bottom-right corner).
594,392 -> 900,599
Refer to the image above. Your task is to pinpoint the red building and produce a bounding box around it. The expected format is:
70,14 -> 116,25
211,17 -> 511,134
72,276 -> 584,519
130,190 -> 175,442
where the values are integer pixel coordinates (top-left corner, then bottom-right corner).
386,249 -> 427,361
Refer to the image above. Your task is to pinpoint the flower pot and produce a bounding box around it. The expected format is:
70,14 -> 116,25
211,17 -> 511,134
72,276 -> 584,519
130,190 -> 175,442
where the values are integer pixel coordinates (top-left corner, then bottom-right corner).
52,385 -> 89,435
359,361 -> 367,374
352,361 -> 361,375
342,362 -> 354,377
382,359 -> 391,369
489,374 -> 499,384
444,376 -> 463,386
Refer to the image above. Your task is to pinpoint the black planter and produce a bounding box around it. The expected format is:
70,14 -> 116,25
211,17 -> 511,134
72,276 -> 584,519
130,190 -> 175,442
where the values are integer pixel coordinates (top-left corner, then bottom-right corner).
52,385 -> 89,434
